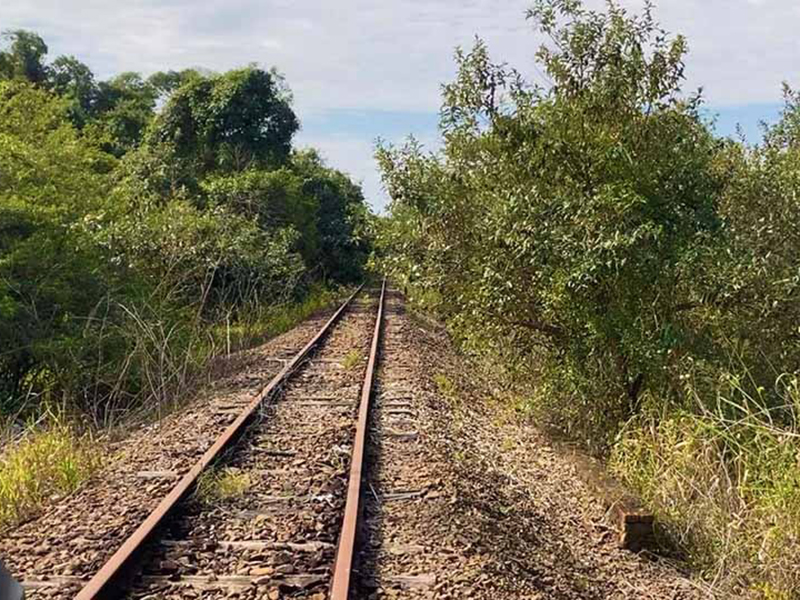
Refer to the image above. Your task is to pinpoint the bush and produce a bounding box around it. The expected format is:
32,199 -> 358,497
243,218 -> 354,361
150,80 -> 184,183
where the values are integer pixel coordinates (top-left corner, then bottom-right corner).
377,0 -> 721,446
611,374 -> 800,595
375,0 -> 800,594
0,414 -> 101,530
0,64 -> 371,421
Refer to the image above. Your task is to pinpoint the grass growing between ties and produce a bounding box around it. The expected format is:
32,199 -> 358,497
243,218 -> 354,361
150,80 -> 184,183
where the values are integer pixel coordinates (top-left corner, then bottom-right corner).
195,467 -> 251,505
434,373 -> 459,407
0,414 -> 102,530
342,349 -> 363,370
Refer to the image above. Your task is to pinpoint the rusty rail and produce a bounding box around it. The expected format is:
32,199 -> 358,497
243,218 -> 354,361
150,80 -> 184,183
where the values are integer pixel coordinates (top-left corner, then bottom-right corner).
75,285 -> 364,600
330,278 -> 386,599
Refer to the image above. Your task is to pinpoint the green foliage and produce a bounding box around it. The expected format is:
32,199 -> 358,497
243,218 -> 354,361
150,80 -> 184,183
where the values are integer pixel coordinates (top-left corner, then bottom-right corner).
141,67 -> 298,185
147,68 -> 199,99
705,88 -> 800,380
378,0 -> 721,445
201,167 -> 319,264
47,55 -> 96,127
0,30 -> 49,84
0,81 -> 117,405
0,37 -> 372,422
86,72 -> 159,156
0,30 -> 161,149
376,0 -> 800,593
292,150 -> 372,282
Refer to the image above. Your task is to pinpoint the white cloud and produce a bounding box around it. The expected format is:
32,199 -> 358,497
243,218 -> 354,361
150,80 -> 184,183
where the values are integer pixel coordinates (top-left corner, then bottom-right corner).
0,0 -> 536,113
297,124 -> 441,211
1,0 -> 796,209
630,1 -> 798,104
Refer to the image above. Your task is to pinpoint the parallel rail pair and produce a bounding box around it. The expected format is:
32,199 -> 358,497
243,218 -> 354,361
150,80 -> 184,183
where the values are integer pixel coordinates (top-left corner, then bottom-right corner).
74,280 -> 387,600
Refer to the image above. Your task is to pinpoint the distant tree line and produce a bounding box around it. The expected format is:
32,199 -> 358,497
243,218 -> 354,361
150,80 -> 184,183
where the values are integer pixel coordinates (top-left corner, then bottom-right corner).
0,30 -> 371,419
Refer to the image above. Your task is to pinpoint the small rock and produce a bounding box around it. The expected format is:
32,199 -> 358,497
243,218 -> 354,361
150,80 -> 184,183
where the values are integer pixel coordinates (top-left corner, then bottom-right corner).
159,559 -> 180,574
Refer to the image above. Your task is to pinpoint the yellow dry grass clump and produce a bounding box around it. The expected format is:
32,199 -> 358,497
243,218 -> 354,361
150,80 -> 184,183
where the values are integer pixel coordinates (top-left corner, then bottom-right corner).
0,415 -> 101,529
195,467 -> 251,505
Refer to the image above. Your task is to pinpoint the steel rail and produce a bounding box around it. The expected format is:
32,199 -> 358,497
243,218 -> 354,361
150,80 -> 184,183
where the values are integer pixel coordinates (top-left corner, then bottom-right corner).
330,278 -> 386,600
75,284 -> 365,600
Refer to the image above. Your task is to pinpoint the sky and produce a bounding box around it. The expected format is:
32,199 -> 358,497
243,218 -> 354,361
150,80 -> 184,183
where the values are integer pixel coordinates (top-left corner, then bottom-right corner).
0,0 -> 796,211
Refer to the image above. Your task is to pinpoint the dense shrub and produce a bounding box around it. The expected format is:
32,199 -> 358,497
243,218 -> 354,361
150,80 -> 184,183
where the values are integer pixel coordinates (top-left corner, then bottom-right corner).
0,81 -> 119,409
0,47 -> 371,419
378,0 -> 722,445
375,1 -> 800,595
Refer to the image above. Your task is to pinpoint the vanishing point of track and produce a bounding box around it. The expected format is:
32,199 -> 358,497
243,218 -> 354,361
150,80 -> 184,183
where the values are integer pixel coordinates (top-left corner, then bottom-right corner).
72,280 -> 386,600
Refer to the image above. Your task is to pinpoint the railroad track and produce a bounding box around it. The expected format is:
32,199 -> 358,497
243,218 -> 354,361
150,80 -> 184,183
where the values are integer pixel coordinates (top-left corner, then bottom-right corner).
6,282 -> 695,599
22,281 -> 388,600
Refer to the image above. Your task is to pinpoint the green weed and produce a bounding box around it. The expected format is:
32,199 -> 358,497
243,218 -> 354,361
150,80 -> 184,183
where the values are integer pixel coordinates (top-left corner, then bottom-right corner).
434,373 -> 457,402
0,414 -> 101,529
195,467 -> 251,505
342,349 -> 363,370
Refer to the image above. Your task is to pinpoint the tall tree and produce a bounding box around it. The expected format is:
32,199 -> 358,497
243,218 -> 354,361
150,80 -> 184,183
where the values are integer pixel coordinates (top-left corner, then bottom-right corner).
87,72 -> 158,156
147,67 -> 299,176
147,68 -> 199,100
47,55 -> 96,126
0,30 -> 49,84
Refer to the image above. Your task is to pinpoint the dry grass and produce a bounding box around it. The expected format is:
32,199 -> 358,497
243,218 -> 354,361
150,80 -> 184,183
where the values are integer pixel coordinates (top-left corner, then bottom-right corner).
611,374 -> 800,599
194,467 -> 251,505
213,284 -> 341,354
103,285 -> 345,429
0,415 -> 102,530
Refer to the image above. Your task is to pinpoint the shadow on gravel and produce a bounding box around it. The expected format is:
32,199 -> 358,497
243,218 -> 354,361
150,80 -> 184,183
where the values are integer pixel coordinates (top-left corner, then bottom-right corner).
444,453 -> 611,599
0,561 -> 22,600
351,378 -> 387,598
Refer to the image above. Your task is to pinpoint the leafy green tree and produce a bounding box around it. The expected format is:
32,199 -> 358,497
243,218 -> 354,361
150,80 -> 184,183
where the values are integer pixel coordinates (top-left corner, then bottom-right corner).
0,37 -> 372,418
0,81 -> 116,405
86,72 -> 158,156
144,67 -> 298,179
201,168 -> 319,265
201,150 -> 371,284
0,30 -> 49,84
378,0 -> 721,443
47,55 -> 96,127
147,69 -> 199,99
705,88 -> 800,381
293,150 -> 370,282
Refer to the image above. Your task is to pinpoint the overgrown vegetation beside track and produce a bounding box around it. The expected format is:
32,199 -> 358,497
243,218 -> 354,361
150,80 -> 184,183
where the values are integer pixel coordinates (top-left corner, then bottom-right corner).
374,1 -> 800,596
0,32 -> 371,524
0,32 -> 371,421
0,412 -> 100,529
